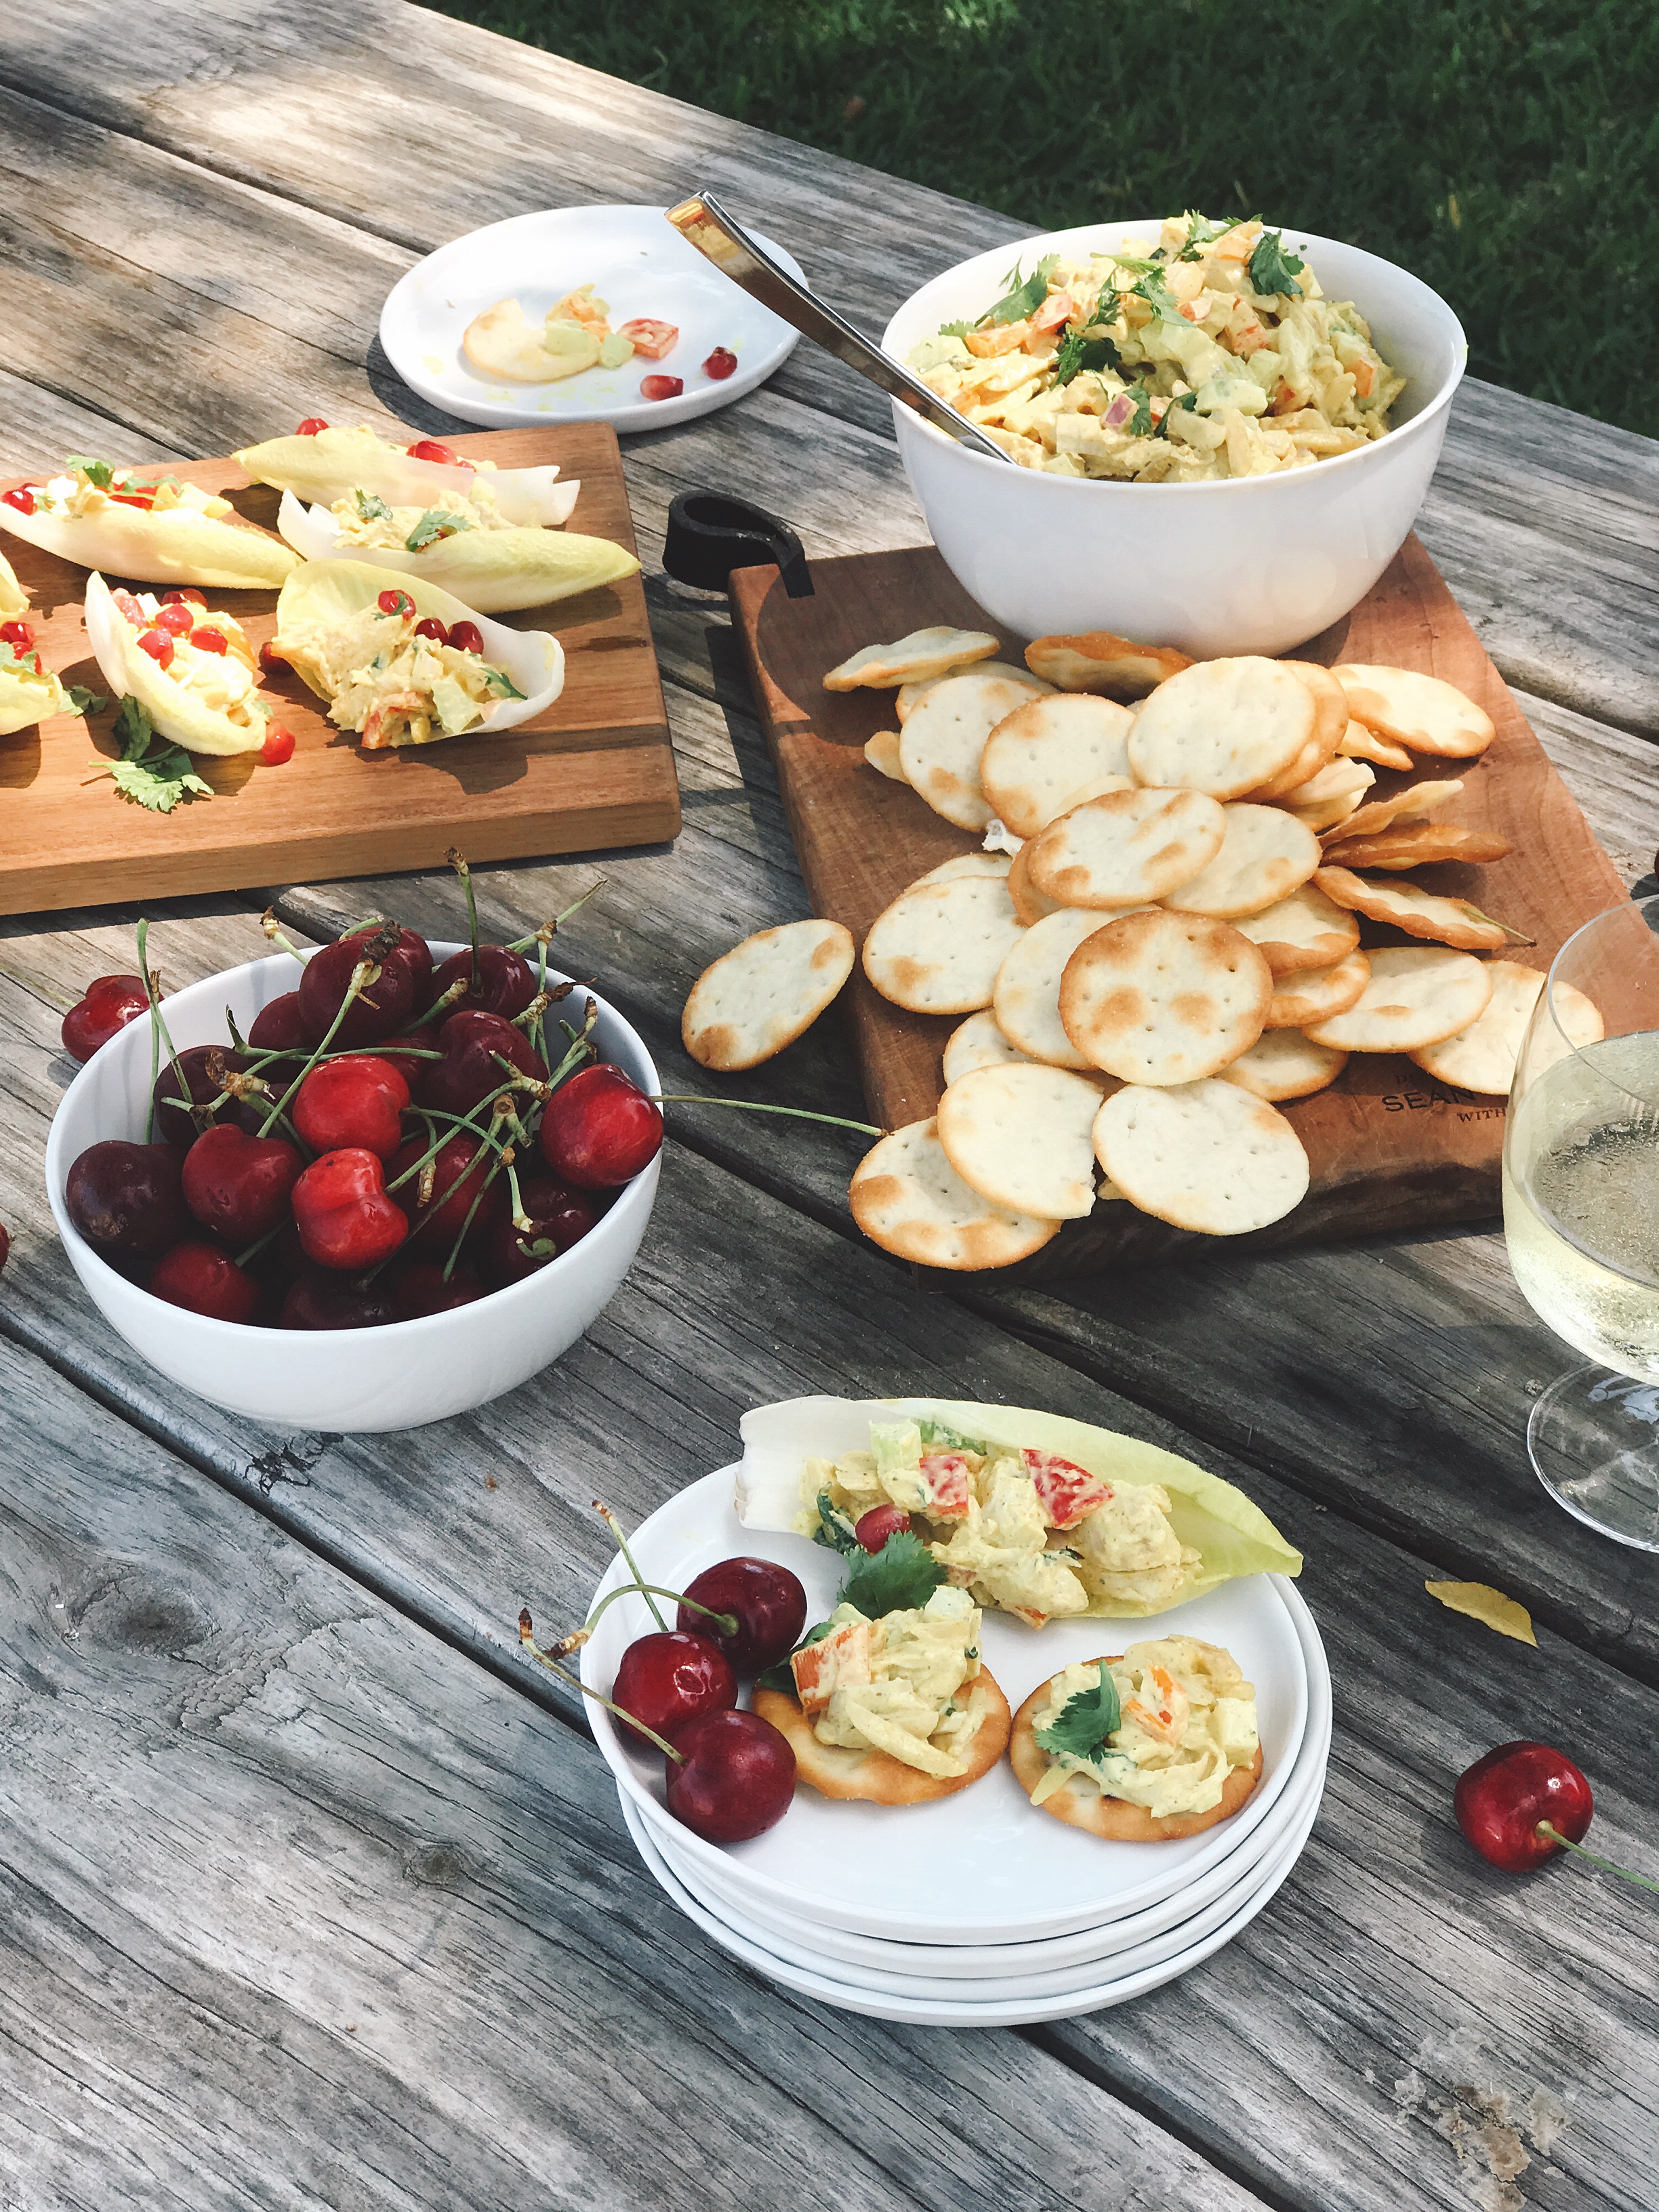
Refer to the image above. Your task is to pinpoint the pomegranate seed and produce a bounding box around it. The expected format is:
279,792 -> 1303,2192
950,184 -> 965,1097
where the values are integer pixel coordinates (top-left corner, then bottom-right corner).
640,375 -> 684,402
377,588 -> 415,617
2,486 -> 37,515
296,417 -> 329,436
163,588 -> 207,609
0,619 -> 34,650
407,438 -> 471,468
154,602 -> 195,636
258,640 -> 285,674
702,347 -> 738,381
137,628 -> 175,670
447,619 -> 484,656
190,626 -> 230,655
413,616 -> 449,646
261,724 -> 296,766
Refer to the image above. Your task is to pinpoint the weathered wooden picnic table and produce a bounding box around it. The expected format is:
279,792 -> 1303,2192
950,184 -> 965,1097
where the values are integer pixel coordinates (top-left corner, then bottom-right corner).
3,5 -> 1658,2206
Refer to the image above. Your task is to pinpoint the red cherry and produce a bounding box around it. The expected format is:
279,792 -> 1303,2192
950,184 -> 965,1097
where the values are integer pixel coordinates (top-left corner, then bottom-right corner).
148,1240 -> 262,1324
539,1063 -> 662,1189
137,627 -> 175,670
65,1140 -> 189,1261
429,943 -> 536,1020
855,1504 -> 912,1553
377,588 -> 415,617
390,1259 -> 487,1318
296,924 -> 430,1047
386,1133 -> 506,1252
153,601 -> 195,636
702,346 -> 738,381
677,1557 -> 806,1674
2,486 -> 37,515
293,1054 -> 409,1159
640,374 -> 684,401
181,1122 -> 303,1244
611,1630 -> 735,1749
447,619 -> 485,656
295,417 -> 329,435
152,1043 -> 262,1148
190,626 -> 230,655
485,1168 -> 599,1285
279,1268 -> 400,1329
163,588 -> 207,609
665,1708 -> 795,1843
260,725 -> 296,766
0,618 -> 35,649
421,1009 -> 546,1118
248,990 -> 310,1052
61,972 -> 150,1062
1454,1742 -> 1595,1873
406,438 -> 472,468
291,1147 -> 408,1270
412,616 -> 449,647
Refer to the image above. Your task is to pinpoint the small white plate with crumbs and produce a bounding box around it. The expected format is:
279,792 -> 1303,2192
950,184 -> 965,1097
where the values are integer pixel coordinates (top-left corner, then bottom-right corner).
380,203 -> 803,430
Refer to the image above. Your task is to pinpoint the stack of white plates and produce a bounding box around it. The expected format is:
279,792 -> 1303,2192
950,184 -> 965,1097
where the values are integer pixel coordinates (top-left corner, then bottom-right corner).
583,1469 -> 1330,2025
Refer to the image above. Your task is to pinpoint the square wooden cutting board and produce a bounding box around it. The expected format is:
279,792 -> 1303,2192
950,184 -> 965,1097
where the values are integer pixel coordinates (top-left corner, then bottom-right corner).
731,536 -> 1626,1278
0,424 -> 678,914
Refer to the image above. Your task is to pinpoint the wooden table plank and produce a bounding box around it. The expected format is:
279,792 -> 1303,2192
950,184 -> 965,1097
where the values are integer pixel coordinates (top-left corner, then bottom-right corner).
0,1330 -> 1269,2212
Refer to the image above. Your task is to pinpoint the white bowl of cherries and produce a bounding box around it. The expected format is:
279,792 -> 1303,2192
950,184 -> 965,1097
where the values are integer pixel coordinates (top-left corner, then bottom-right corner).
45,895 -> 662,1433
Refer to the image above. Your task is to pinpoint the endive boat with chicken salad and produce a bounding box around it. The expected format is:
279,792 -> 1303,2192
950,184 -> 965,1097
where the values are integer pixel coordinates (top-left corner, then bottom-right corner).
84,574 -> 272,756
0,457 -> 299,589
234,422 -> 581,525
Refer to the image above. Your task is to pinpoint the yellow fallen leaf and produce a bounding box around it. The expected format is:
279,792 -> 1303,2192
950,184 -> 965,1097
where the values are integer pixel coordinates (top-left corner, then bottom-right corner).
1425,1580 -> 1537,1645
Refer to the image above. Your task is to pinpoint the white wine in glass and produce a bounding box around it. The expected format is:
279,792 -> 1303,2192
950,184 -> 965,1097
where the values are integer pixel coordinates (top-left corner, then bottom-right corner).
1502,894 -> 1659,1548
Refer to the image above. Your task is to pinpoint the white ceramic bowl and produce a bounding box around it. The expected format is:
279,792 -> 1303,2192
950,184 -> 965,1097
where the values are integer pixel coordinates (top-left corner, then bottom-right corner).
881,219 -> 1467,656
45,942 -> 659,1432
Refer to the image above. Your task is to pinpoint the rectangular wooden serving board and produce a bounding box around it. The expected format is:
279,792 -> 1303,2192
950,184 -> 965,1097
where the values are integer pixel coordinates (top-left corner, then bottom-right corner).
731,535 -> 1627,1279
0,424 -> 679,914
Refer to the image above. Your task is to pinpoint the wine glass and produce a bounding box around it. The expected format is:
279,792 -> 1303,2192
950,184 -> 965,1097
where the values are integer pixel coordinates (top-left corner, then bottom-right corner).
1502,893 -> 1659,1548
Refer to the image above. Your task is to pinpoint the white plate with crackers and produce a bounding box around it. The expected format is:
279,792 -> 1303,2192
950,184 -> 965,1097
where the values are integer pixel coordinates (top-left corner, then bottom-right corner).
583,1467 -> 1323,1952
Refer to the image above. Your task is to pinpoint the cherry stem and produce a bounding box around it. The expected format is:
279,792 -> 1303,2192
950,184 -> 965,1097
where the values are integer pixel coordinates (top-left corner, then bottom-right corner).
135,919 -> 198,1139
581,1580 -> 739,1639
255,956 -> 376,1139
505,877 -> 605,956
399,976 -> 470,1034
653,1093 -> 885,1139
594,1501 -> 665,1629
259,906 -> 306,960
517,1609 -> 685,1763
447,846 -> 480,989
1538,1824 -> 1659,1894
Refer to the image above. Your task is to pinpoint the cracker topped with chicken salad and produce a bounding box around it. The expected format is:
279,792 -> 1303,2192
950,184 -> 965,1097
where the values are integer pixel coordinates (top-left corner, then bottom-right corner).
906,211 -> 1404,482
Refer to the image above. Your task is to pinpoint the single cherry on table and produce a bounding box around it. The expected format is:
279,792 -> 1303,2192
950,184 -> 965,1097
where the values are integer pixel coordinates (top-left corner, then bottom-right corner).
62,974 -> 150,1063
1455,1742 -> 1595,1872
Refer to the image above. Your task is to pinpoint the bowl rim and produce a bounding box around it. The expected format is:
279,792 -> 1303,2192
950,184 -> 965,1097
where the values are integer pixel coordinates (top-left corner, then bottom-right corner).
45,941 -> 661,1341
881,215 -> 1469,497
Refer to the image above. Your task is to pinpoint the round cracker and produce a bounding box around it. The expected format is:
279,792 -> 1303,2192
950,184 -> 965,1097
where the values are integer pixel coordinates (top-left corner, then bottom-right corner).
1010,1674 -> 1264,1839
1333,663 -> 1496,758
1312,865 -> 1527,952
1164,803 -> 1322,920
1221,1029 -> 1348,1102
1059,909 -> 1271,1086
910,852 -> 1011,889
753,1668 -> 1012,1805
1410,962 -> 1603,1095
861,875 -> 1025,1015
1271,756 -> 1375,834
863,730 -> 906,781
682,918 -> 855,1071
823,625 -> 999,691
937,1062 -> 1106,1219
1232,883 -> 1361,975
1126,657 -> 1315,799
1338,717 -> 1414,771
943,1008 -> 1031,1085
1324,776 -> 1465,846
1008,838 -> 1063,925
1320,823 -> 1512,870
992,907 -> 1111,1068
1093,1078 -> 1310,1235
899,670 -> 1050,830
1248,660 -> 1349,798
1027,786 -> 1227,909
981,693 -> 1136,838
897,661 -> 1045,723
1263,949 -> 1370,1029
1305,945 -> 1494,1052
849,1118 -> 1059,1269
1025,630 -> 1193,699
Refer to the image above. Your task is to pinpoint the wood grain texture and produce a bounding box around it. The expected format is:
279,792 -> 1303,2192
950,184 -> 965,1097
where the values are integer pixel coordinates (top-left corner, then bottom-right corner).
0,1331 -> 1268,2212
730,535 -> 1625,1273
0,424 -> 678,912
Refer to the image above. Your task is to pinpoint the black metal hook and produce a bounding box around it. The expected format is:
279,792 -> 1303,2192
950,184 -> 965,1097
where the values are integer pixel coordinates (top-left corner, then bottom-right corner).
662,491 -> 814,598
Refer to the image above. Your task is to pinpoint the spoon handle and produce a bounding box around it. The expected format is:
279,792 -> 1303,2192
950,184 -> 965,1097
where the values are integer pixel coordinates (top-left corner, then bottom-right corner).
665,190 -> 1015,465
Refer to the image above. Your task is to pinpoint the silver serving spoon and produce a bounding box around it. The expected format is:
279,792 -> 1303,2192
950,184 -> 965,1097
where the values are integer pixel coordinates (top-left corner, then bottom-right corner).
665,189 -> 1015,464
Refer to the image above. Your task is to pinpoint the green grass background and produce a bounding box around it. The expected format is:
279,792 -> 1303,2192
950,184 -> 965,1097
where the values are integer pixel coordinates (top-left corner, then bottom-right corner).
434,0 -> 1658,438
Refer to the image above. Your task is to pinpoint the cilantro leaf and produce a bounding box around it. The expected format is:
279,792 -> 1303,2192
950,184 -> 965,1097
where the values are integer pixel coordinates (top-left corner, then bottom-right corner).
836,1528 -> 944,1618
97,693 -> 214,813
979,251 -> 1060,329
404,508 -> 472,552
1122,384 -> 1155,437
483,666 -> 525,699
64,455 -> 113,488
354,488 -> 392,520
1178,211 -> 1232,260
917,1418 -> 989,1455
937,319 -> 975,340
1155,390 -> 1200,438
1248,230 -> 1306,298
1034,1666 -> 1123,1760
812,1489 -> 861,1557
1053,324 -> 1124,387
115,695 -> 155,758
1130,269 -> 1187,327
65,684 -> 106,716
